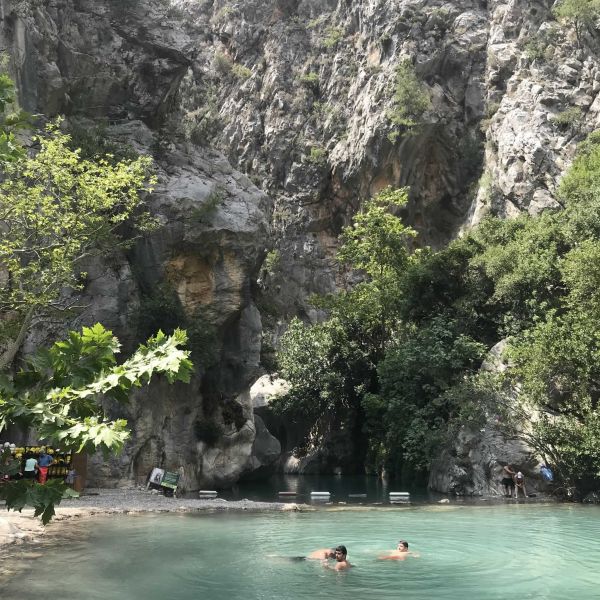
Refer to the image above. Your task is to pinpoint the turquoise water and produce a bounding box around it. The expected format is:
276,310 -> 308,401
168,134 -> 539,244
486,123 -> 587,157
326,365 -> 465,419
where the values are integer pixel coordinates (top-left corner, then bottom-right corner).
4,503 -> 600,599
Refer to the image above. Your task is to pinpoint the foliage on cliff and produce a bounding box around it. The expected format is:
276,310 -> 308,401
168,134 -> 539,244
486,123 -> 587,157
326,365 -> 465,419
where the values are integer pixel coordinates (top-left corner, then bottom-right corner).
271,188 -> 415,446
0,77 -> 156,369
553,0 -> 600,43
0,76 -> 193,521
275,132 -> 600,494
388,60 -> 431,135
0,325 -> 192,522
0,74 -> 29,163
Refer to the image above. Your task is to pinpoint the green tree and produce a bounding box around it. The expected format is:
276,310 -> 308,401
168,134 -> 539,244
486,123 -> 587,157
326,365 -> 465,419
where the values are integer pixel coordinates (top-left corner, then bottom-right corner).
388,59 -> 431,134
366,315 -> 486,475
0,73 -> 29,163
0,324 -> 192,522
504,238 -> 600,492
553,0 -> 600,44
271,317 -> 342,424
0,120 -> 156,368
468,212 -> 566,334
477,132 -> 600,495
336,186 -> 416,352
274,188 -> 416,458
0,75 -> 193,521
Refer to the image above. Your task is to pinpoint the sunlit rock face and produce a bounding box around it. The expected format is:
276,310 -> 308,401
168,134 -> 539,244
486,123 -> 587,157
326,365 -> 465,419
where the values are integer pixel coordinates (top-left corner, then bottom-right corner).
0,0 -> 274,489
3,0 -> 600,486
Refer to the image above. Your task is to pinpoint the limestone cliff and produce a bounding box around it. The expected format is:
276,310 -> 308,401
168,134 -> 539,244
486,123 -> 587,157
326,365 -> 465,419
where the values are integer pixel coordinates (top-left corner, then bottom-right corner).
2,0 -> 598,491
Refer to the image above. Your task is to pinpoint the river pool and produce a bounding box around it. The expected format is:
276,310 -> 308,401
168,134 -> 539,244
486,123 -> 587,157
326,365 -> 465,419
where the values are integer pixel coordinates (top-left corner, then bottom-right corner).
4,503 -> 600,599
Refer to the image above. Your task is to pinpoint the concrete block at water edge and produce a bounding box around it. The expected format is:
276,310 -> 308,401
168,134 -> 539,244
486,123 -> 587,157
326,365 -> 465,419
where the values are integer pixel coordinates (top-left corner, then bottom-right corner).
199,490 -> 218,499
310,491 -> 330,502
389,492 -> 410,504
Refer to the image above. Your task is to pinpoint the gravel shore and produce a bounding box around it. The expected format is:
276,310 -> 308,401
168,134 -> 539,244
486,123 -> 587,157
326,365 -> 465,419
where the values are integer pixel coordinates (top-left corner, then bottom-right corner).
0,488 -> 307,550
55,487 -> 305,513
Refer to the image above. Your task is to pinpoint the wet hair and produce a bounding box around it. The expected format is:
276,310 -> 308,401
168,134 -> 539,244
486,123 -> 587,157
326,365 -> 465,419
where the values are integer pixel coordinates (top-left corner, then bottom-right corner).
398,540 -> 408,549
327,549 -> 336,558
335,545 -> 347,556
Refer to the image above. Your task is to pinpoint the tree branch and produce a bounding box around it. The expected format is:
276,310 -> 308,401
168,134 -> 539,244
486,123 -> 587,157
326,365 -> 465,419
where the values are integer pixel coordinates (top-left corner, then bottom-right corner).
0,305 -> 34,369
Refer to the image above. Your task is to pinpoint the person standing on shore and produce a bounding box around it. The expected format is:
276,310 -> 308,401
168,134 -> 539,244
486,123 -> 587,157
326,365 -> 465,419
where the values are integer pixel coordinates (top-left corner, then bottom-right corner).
23,456 -> 38,480
514,471 -> 527,498
37,450 -> 53,485
501,463 -> 516,497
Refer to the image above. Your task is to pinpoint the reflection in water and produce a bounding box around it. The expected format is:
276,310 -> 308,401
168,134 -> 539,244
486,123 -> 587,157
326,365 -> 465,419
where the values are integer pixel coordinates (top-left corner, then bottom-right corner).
3,504 -> 600,600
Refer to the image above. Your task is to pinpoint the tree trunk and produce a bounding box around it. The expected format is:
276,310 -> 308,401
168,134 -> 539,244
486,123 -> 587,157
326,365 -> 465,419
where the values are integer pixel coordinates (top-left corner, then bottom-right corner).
0,307 -> 34,369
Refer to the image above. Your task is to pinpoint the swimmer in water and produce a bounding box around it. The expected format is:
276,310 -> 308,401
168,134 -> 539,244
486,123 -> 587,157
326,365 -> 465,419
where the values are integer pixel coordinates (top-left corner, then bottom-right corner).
278,548 -> 335,562
323,545 -> 352,571
306,548 -> 336,560
378,540 -> 419,560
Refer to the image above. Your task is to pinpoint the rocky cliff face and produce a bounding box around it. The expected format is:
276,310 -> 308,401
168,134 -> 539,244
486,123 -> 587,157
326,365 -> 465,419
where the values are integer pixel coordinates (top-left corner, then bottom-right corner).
0,0 -> 279,489
2,0 -> 598,491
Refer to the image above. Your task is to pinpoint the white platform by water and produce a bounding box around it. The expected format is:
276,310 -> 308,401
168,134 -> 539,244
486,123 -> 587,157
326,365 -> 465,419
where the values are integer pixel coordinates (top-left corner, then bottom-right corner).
199,490 -> 218,498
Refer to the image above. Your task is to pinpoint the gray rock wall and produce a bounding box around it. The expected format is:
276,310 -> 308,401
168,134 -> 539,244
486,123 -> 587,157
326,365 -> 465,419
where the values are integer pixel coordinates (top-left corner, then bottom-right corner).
3,0 -> 599,489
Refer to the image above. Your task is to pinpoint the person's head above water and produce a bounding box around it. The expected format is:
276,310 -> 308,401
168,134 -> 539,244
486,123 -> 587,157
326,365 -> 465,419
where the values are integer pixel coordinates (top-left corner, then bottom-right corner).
334,545 -> 347,560
326,549 -> 336,559
397,540 -> 409,551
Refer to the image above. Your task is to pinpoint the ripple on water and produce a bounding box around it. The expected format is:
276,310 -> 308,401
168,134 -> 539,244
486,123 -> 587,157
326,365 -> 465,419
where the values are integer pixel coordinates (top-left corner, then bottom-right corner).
3,504 -> 600,600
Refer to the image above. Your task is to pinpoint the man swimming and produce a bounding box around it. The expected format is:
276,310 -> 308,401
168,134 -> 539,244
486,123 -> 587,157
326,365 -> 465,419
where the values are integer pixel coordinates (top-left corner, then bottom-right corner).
306,548 -> 336,560
323,545 -> 352,570
378,540 -> 418,560
278,548 -> 334,561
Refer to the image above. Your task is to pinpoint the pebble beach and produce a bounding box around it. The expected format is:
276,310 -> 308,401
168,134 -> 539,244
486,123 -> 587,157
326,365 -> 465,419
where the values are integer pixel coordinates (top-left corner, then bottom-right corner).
0,488 -> 305,551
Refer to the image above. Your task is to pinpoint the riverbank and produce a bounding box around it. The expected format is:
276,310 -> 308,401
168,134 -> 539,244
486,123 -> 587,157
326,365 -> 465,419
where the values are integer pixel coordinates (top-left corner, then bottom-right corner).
0,488 -> 306,550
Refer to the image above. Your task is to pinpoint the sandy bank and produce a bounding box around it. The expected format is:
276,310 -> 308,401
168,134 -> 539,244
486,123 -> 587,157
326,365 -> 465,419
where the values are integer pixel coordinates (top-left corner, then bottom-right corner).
0,488 -> 307,550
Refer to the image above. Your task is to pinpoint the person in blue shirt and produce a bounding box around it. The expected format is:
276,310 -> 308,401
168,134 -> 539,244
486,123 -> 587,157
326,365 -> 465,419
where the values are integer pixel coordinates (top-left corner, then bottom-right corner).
37,450 -> 53,484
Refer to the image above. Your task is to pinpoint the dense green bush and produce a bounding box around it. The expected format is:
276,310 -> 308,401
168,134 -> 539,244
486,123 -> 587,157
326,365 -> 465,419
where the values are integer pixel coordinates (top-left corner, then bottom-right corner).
305,146 -> 327,165
274,130 -> 600,493
388,59 -> 431,135
322,27 -> 344,49
553,0 -> 600,43
551,106 -> 583,130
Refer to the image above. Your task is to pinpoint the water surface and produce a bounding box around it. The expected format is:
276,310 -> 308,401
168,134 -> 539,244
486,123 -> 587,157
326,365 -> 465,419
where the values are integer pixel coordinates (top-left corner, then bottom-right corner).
215,474 -> 435,504
4,503 -> 600,599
